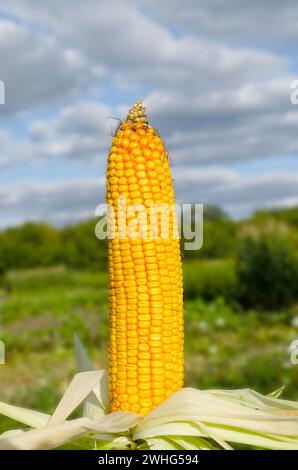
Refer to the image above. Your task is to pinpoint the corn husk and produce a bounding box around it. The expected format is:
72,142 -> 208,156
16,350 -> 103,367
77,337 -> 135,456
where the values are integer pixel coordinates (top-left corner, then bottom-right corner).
0,338 -> 297,450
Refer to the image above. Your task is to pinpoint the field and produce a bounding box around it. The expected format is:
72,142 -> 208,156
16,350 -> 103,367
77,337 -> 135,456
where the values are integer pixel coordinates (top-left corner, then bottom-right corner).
1,263 -> 298,434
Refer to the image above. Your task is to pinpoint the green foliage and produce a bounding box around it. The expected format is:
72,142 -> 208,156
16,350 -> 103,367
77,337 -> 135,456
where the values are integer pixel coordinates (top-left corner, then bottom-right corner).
1,206 -> 297,278
254,207 -> 298,229
0,218 -> 108,273
59,219 -> 107,270
4,266 -> 76,292
183,259 -> 237,301
0,268 -> 108,355
184,297 -> 298,398
0,259 -> 5,285
1,205 -> 298,440
182,206 -> 237,260
203,204 -> 229,222
200,219 -> 237,258
236,232 -> 298,309
1,270 -> 297,418
0,222 -> 60,270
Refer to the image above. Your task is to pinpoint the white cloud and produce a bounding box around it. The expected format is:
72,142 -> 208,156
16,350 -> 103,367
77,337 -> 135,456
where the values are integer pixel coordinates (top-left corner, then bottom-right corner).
140,0 -> 298,49
0,18 -> 103,114
173,169 -> 298,218
0,178 -> 105,228
0,101 -> 114,169
0,0 -> 285,92
144,76 -> 298,165
3,73 -> 295,171
0,129 -> 33,169
0,0 -> 297,226
28,101 -> 112,162
2,169 -> 298,227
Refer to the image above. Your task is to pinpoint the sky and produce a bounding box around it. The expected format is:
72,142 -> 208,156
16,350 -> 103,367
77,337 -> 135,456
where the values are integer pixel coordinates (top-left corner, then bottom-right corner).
0,0 -> 298,228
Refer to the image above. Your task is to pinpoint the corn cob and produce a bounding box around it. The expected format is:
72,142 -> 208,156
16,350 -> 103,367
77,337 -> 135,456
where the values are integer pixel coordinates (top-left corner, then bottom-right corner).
106,100 -> 184,415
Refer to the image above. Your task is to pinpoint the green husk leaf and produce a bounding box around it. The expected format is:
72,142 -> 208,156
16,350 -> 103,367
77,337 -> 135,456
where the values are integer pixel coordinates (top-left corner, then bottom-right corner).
0,400 -> 49,429
0,429 -> 25,440
94,411 -> 141,434
0,417 -> 98,450
1,341 -> 298,451
209,387 -> 298,411
267,385 -> 285,399
47,371 -> 101,426
146,437 -> 184,450
167,435 -> 219,450
134,387 -> 298,450
74,334 -> 109,419
74,334 -> 94,372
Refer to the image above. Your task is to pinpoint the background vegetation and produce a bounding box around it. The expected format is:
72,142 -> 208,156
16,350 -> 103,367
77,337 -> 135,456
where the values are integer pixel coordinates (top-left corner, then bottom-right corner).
0,205 -> 298,433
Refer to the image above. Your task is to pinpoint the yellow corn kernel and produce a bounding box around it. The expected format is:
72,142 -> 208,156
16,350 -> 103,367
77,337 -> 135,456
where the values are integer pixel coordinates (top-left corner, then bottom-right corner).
107,100 -> 184,415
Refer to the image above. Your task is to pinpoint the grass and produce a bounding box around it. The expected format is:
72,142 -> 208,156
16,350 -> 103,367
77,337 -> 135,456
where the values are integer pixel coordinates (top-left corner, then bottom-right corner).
0,264 -> 298,435
184,297 -> 298,396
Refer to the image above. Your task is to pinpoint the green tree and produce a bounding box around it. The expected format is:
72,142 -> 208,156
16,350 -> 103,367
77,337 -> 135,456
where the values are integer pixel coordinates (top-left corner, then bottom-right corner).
236,232 -> 298,310
0,222 -> 60,270
60,219 -> 107,270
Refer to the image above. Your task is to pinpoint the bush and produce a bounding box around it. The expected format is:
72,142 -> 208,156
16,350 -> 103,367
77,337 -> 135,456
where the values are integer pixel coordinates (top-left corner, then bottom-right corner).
0,260 -> 6,285
182,216 -> 237,260
59,219 -> 107,271
254,207 -> 298,230
0,222 -> 61,270
183,259 -> 237,301
0,218 -> 108,273
236,233 -> 298,310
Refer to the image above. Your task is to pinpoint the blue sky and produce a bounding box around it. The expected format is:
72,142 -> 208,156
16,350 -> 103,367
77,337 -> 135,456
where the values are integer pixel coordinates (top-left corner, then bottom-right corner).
0,0 -> 298,227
